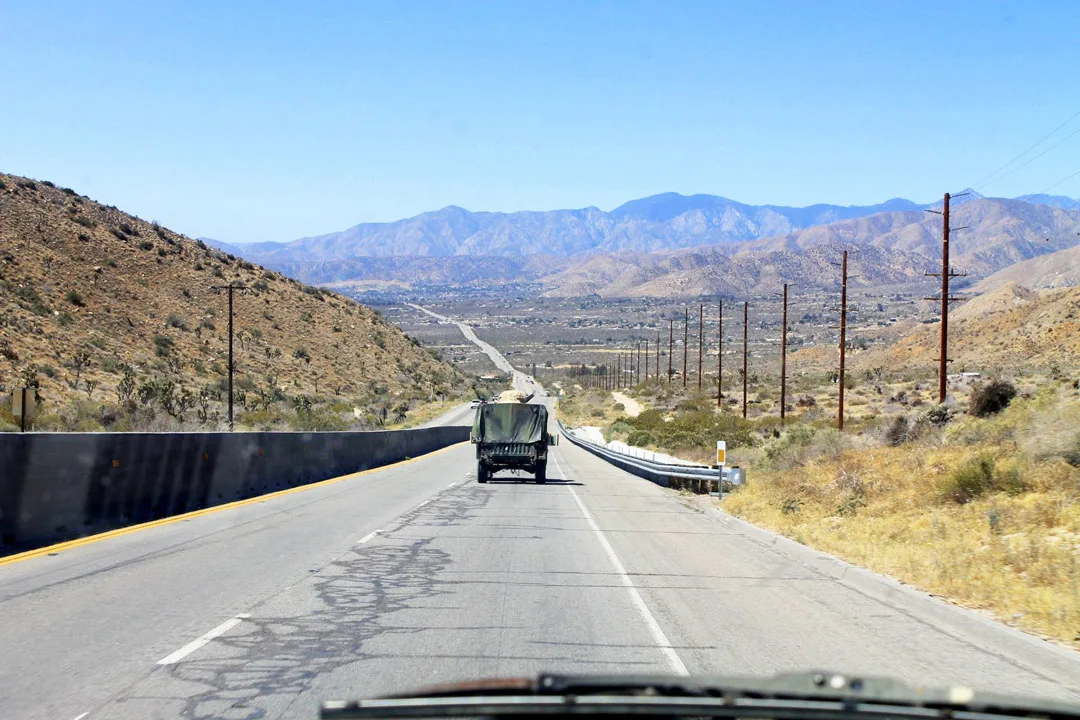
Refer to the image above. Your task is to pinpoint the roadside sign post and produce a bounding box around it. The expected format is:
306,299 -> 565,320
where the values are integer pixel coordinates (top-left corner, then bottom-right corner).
715,440 -> 726,499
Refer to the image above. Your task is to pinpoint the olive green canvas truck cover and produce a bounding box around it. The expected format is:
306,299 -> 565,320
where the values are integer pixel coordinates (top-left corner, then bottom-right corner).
472,403 -> 547,443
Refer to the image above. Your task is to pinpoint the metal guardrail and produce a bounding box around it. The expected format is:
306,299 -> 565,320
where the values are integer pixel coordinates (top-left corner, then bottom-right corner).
557,421 -> 743,493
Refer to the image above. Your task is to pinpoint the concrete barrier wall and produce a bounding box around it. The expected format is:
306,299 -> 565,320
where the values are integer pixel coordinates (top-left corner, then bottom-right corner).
0,426 -> 468,551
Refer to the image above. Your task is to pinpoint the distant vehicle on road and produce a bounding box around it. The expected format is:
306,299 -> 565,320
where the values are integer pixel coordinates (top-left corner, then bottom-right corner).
470,398 -> 485,408
471,401 -> 556,483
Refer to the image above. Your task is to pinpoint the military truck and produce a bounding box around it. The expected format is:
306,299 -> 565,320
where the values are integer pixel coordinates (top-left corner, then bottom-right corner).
471,400 -> 557,483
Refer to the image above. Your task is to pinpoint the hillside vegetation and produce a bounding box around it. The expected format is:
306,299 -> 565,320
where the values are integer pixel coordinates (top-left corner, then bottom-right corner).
0,172 -> 478,431
721,382 -> 1080,648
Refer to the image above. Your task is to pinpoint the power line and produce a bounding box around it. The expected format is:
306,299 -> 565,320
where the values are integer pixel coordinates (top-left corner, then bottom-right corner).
1036,167 -> 1080,195
970,108 -> 1080,190
979,123 -> 1080,191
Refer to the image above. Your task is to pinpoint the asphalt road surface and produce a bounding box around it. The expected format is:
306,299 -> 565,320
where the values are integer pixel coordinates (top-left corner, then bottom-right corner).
4,328 -> 1080,718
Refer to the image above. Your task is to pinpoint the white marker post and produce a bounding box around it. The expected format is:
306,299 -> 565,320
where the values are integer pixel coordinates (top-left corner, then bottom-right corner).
715,440 -> 727,499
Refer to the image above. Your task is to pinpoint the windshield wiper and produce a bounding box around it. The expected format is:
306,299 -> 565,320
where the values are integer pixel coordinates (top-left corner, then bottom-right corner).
321,671 -> 1080,719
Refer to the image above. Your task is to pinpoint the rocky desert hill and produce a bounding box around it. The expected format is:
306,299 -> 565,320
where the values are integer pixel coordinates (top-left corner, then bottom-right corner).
0,172 -> 473,430
973,242 -> 1080,293
852,282 -> 1080,373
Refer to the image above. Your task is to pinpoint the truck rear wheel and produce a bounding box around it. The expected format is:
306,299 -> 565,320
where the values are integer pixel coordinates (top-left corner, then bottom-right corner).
535,460 -> 547,484
477,462 -> 489,483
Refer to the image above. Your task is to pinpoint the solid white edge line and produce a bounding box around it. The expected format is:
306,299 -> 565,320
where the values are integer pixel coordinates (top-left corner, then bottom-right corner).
551,454 -> 689,676
156,614 -> 251,665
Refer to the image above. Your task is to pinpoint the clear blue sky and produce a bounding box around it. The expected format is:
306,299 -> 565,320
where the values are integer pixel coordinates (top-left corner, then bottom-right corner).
2,1 -> 1079,243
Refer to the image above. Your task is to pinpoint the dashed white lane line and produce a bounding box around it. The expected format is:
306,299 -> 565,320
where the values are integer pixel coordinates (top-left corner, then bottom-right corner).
71,713 -> 89,720
551,453 -> 689,676
357,530 -> 381,544
156,614 -> 251,665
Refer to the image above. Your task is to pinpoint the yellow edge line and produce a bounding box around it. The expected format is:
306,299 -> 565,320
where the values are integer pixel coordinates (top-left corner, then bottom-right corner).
0,440 -> 469,567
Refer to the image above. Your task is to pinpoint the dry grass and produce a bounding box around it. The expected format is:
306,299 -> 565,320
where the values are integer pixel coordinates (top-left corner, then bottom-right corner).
722,383 -> 1080,647
556,384 -> 634,428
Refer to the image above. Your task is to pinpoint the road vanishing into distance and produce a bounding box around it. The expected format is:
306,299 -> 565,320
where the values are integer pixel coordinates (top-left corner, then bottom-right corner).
3,313 -> 1080,719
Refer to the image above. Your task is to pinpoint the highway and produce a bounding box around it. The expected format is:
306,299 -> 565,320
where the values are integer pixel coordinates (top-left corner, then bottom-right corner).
3,333 -> 1080,718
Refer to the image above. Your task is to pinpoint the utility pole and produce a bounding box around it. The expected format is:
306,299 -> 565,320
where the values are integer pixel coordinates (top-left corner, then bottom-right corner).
839,251 -> 848,431
210,282 -> 247,430
717,300 -> 723,408
742,301 -> 748,419
697,303 -> 704,390
636,341 -> 641,385
780,283 -> 789,424
644,338 -> 649,383
656,332 -> 661,379
924,192 -> 968,404
682,307 -> 688,388
617,354 -> 622,390
668,319 -> 674,382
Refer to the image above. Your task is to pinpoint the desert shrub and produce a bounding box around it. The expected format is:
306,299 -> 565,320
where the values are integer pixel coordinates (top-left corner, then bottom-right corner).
940,455 -> 1027,504
796,395 -> 816,407
167,314 -> 188,331
884,415 -> 911,447
628,407 -> 754,453
969,380 -> 1017,417
66,290 -> 85,306
153,334 -> 174,357
925,404 -> 952,426
139,240 -> 154,251
627,429 -> 655,447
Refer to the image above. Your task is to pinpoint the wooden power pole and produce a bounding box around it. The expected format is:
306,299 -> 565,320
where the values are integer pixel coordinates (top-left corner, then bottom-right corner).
656,332 -> 661,380
697,303 -> 703,390
838,251 -> 849,431
780,283 -> 789,424
644,338 -> 649,383
925,192 -> 966,404
210,282 -> 247,431
742,301 -> 749,419
668,320 -> 674,382
682,308 -> 688,388
636,342 -> 641,385
716,300 -> 723,408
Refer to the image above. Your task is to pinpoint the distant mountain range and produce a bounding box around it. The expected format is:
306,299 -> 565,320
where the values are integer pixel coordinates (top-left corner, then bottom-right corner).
213,193 -> 954,262
545,197 -> 1080,297
209,191 -> 1080,298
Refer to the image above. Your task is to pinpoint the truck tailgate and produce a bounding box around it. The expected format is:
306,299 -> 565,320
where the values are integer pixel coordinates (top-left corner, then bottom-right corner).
484,442 -> 536,458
